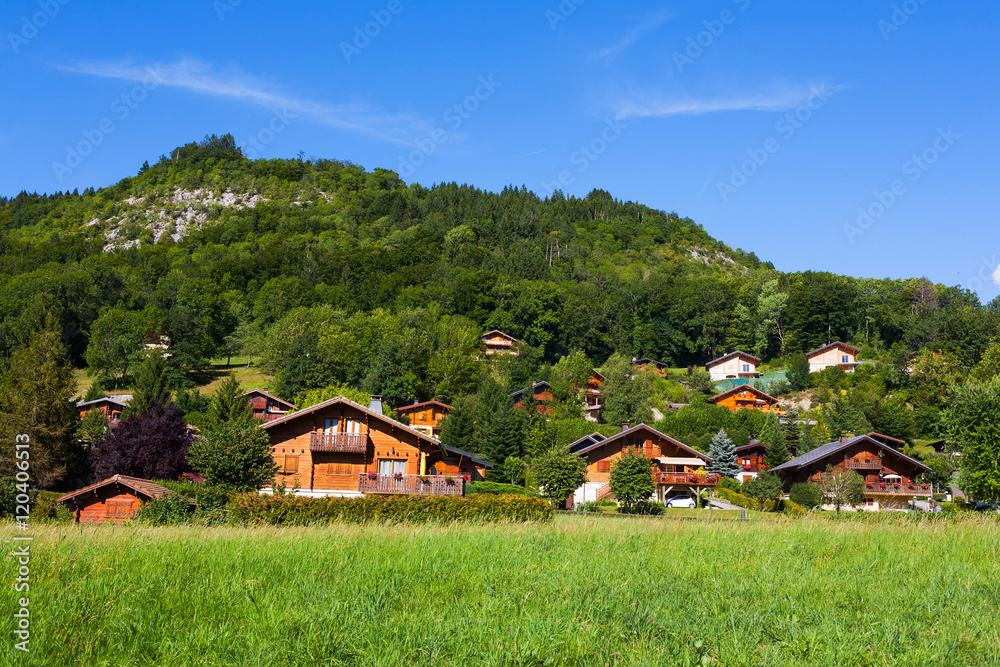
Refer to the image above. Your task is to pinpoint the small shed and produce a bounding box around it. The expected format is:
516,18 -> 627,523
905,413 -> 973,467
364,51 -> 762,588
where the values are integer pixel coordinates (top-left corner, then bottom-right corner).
56,475 -> 194,524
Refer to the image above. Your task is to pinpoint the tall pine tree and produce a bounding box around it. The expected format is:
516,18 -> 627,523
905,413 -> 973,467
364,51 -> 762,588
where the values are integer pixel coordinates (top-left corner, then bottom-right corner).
128,350 -> 171,416
760,413 -> 790,468
706,428 -> 741,478
475,377 -> 523,474
439,396 -> 476,452
207,376 -> 254,429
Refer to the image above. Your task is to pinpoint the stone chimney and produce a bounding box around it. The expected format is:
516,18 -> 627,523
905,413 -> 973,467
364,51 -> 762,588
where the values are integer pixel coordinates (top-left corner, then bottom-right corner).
620,421 -> 630,433
368,395 -> 384,416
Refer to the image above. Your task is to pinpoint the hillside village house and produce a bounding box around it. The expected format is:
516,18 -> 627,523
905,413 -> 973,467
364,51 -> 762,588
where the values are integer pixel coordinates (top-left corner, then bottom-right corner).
771,433 -> 932,511
705,351 -> 761,381
262,395 -> 474,497
708,385 -> 782,413
735,438 -> 769,482
394,400 -> 453,439
57,475 -> 194,524
569,424 -> 717,505
631,357 -> 669,378
436,445 -> 493,481
510,381 -> 553,414
482,330 -> 519,356
581,370 -> 604,422
76,395 -> 131,423
243,388 -> 295,422
807,341 -> 860,373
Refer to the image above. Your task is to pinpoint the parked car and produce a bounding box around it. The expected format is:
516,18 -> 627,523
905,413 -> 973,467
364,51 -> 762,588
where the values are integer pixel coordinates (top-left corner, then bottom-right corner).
665,494 -> 696,509
973,501 -> 998,512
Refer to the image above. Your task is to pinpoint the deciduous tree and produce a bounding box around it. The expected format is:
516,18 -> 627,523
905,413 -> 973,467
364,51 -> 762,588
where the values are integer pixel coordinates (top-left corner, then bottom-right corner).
609,448 -> 655,511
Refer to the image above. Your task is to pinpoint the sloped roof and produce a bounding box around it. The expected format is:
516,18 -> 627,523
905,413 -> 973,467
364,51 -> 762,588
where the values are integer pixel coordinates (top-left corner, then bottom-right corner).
441,445 -> 494,468
770,435 -> 931,474
706,351 -> 761,368
260,395 -> 443,450
574,423 -> 712,462
568,432 -> 607,453
395,399 -> 454,414
76,395 -> 131,409
243,388 -> 296,410
866,432 -> 906,449
509,381 -> 551,401
709,384 -> 780,405
482,329 -> 518,342
632,358 -> 668,368
806,341 -> 861,358
56,475 -> 195,506
735,439 -> 769,453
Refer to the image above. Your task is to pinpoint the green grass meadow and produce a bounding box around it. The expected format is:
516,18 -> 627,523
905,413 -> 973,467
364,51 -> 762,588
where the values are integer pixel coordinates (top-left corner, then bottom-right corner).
3,514 -> 999,666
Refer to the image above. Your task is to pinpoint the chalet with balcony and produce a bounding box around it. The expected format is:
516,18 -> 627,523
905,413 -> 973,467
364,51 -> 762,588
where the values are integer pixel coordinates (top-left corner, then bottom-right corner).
735,438 -> 769,482
631,357 -> 669,377
482,330 -> 519,356
434,445 -> 493,481
709,385 -> 782,413
56,475 -> 194,524
570,423 -> 716,505
580,370 -> 604,422
76,395 -> 130,422
394,400 -> 453,439
243,389 -> 296,422
261,395 -> 472,498
706,351 -> 761,381
771,434 -> 932,511
807,341 -> 860,373
510,381 -> 553,414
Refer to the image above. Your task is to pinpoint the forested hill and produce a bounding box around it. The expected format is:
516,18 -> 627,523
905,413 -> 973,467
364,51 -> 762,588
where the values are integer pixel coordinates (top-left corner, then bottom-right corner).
0,135 -> 994,399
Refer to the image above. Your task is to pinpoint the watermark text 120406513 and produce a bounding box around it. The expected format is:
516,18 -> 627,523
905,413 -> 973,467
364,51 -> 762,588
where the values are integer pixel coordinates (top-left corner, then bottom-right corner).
13,433 -> 33,653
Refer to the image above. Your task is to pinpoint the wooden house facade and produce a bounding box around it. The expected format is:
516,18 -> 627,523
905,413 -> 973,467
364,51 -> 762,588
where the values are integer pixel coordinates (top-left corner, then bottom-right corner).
482,330 -> 519,356
571,424 -> 717,505
262,395 -> 471,497
510,381 -> 553,414
706,351 -> 761,381
56,476 -> 194,524
76,395 -> 130,423
807,342 -> 860,373
581,371 -> 604,422
632,358 -> 669,378
735,439 -> 769,482
394,400 -> 453,439
709,385 -> 782,413
435,445 -> 493,481
244,389 -> 296,422
771,434 -> 932,511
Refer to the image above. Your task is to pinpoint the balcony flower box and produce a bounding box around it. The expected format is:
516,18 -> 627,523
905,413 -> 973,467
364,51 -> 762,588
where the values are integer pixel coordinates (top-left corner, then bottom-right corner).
418,476 -> 430,484
393,472 -> 403,480
366,472 -> 378,479
445,476 -> 455,485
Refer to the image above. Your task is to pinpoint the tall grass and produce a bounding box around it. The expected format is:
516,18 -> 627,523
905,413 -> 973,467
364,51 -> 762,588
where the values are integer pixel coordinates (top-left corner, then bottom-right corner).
3,514 -> 999,666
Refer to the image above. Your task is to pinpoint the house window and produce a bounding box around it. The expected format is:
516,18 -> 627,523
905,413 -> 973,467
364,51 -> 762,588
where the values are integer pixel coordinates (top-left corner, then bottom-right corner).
378,459 -> 407,476
742,364 -> 750,373
280,455 -> 299,474
596,461 -> 610,473
346,418 -> 362,435
106,499 -> 135,519
324,418 -> 338,435
841,355 -> 849,363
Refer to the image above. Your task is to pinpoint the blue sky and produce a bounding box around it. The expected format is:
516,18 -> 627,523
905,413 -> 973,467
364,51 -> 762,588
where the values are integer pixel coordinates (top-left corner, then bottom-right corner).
2,0 -> 998,301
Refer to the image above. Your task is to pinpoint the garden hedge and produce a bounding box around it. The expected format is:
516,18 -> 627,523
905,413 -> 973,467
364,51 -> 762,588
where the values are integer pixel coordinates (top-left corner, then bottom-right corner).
227,492 -> 554,525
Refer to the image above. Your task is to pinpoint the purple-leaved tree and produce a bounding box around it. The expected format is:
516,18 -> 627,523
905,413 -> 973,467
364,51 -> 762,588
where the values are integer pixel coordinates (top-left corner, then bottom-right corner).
91,401 -> 192,481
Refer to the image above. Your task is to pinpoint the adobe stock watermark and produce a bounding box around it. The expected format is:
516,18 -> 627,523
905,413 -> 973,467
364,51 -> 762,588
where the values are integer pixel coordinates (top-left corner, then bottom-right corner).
243,108 -> 295,159
540,117 -> 627,197
672,0 -> 751,73
341,0 -> 404,63
6,0 -> 70,54
12,433 -> 32,653
213,0 -> 243,21
716,84 -> 834,202
878,0 -> 930,40
396,75 -> 501,178
843,127 -> 959,244
546,0 -> 586,30
51,65 -> 163,183
963,255 -> 1000,295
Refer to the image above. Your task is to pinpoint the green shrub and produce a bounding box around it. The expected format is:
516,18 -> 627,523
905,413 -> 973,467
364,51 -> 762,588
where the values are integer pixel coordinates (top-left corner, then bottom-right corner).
716,476 -> 742,492
789,482 -> 823,509
783,499 -> 807,516
466,481 -> 533,496
155,480 -> 237,524
227,493 -> 553,525
0,477 -> 15,517
135,494 -> 196,525
717,487 -> 761,511
619,499 -> 664,516
595,498 -> 616,507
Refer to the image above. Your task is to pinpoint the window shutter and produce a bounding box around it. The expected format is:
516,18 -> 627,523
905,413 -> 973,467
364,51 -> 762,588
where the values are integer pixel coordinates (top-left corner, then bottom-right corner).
284,456 -> 299,474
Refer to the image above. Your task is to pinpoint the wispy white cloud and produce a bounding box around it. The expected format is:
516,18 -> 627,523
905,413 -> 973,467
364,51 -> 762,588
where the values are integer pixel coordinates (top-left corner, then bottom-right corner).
58,58 -> 433,145
992,263 -> 1000,287
589,12 -> 671,63
614,83 -> 846,120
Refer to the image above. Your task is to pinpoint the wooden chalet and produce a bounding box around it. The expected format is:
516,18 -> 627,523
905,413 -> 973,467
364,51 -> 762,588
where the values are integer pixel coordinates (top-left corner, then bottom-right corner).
262,395 -> 476,497
735,438 -> 769,482
632,357 -> 668,378
807,341 -> 860,373
244,389 -> 296,422
771,434 -> 932,511
706,351 -> 761,381
76,395 -> 130,422
482,330 -> 519,356
394,400 -> 453,439
435,445 -> 493,481
709,384 -> 782,413
571,424 -> 716,505
581,370 -> 604,422
510,381 -> 553,414
56,475 -> 194,524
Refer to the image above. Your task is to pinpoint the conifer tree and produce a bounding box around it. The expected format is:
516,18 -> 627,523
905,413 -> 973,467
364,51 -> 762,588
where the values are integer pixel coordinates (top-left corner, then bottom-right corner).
439,396 -> 476,452
475,377 -> 523,474
781,408 -> 801,455
207,376 -> 254,429
129,350 -> 171,416
760,413 -> 790,468
705,428 -> 741,478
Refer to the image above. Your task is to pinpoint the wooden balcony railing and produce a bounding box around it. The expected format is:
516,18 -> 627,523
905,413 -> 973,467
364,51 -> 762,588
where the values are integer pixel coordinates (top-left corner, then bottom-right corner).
654,472 -> 719,487
596,483 -> 613,500
866,483 -> 931,496
846,457 -> 882,470
358,474 -> 464,496
309,432 -> 369,453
